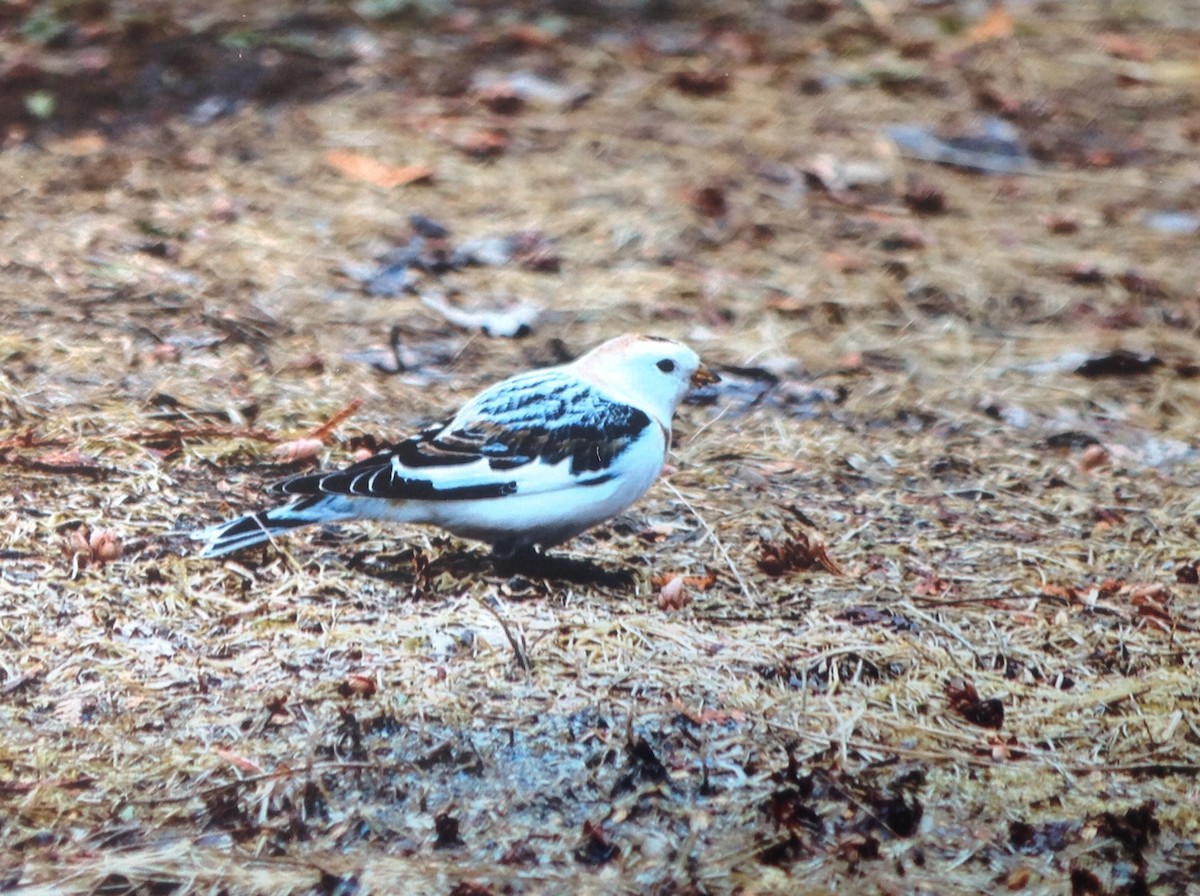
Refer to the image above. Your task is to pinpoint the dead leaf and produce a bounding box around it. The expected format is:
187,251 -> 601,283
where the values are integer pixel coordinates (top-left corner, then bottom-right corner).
1005,866 -> 1033,890
1042,213 -> 1080,235
88,528 -> 123,565
1078,445 -> 1110,472
902,176 -> 947,215
651,570 -> 717,591
325,150 -> 434,187
672,698 -> 746,726
688,184 -> 728,219
979,735 -> 1026,762
504,23 -> 558,49
213,747 -> 264,775
913,574 -> 954,597
946,677 -> 1004,729
657,574 -> 691,611
340,674 -> 378,698
1115,270 -> 1168,299
50,131 -> 108,156
61,524 -> 122,570
456,129 -> 509,159
758,529 -> 846,577
271,438 -> 325,464
508,230 -> 561,272
29,448 -> 103,477
821,250 -> 869,274
671,69 -> 731,96
967,6 -> 1015,43
1097,33 -> 1155,62
476,84 -> 524,115
1129,584 -> 1173,631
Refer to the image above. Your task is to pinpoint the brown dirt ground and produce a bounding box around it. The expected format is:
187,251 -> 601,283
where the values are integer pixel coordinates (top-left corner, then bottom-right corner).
2,2 -> 1200,894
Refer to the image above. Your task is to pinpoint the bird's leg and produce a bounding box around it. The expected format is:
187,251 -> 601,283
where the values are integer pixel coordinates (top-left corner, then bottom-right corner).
491,544 -> 546,576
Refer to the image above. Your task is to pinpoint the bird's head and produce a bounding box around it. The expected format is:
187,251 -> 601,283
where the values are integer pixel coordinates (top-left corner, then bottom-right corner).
572,334 -> 718,426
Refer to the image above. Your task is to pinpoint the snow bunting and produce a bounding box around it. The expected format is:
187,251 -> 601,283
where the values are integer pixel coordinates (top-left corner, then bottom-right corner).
196,335 -> 717,559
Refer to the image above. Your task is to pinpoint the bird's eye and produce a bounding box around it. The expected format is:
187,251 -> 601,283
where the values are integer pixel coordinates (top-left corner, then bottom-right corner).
657,359 -> 677,373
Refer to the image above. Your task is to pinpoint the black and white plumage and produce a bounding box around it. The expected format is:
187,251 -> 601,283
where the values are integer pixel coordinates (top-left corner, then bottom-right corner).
196,334 -> 717,558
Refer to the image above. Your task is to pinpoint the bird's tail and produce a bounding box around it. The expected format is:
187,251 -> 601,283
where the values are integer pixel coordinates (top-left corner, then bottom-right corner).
194,496 -> 353,558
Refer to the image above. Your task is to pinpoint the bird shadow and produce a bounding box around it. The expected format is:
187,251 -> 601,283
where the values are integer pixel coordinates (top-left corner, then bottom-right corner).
346,544 -> 635,591
493,549 -> 636,589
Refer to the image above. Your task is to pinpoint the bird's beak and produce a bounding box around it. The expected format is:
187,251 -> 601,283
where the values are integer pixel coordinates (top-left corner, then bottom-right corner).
690,364 -> 720,388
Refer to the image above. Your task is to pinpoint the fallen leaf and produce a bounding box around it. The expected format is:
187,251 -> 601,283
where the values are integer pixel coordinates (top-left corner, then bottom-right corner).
499,841 -> 538,866
671,69 -> 731,96
672,698 -> 746,726
50,130 -> 108,156
325,150 -> 434,187
1042,213 -> 1080,235
758,529 -> 846,577
1078,444 -> 1110,472
88,528 -> 123,565
821,250 -> 869,274
61,524 -> 123,570
1129,584 -> 1173,631
456,129 -> 509,159
507,230 -> 561,272
271,437 -> 325,464
980,735 -> 1026,762
340,674 -> 378,698
967,6 -> 1015,43
576,820 -> 619,866
30,448 -> 103,476
1115,270 -> 1168,299
448,882 -> 495,896
946,677 -> 1004,729
1097,33 -> 1155,62
1061,262 -> 1106,285
476,84 -> 524,115
688,184 -> 728,219
902,176 -> 947,215
657,574 -> 691,611
913,574 -> 954,597
1006,866 -> 1033,890
213,747 -> 264,775
504,23 -> 558,49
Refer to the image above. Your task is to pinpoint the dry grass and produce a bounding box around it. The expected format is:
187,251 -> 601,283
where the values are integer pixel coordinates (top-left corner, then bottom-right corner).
3,1 -> 1200,893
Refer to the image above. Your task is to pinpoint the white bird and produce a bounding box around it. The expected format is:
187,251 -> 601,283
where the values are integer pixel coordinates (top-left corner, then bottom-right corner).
195,334 -> 717,559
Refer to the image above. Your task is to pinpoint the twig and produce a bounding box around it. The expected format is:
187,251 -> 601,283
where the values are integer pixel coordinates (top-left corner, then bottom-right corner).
303,397 -> 363,443
127,760 -> 381,806
477,592 -> 531,673
127,425 -> 281,444
663,480 -> 759,602
766,719 -> 1200,777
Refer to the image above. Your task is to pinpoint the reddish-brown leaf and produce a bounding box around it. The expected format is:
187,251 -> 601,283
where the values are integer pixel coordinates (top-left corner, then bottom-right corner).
946,677 -> 1005,729
758,531 -> 846,577
657,574 -> 691,611
325,150 -> 434,187
213,747 -> 264,774
671,69 -> 731,96
967,6 -> 1015,43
